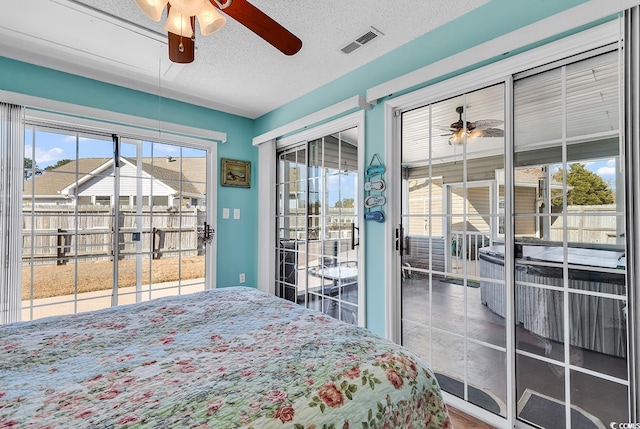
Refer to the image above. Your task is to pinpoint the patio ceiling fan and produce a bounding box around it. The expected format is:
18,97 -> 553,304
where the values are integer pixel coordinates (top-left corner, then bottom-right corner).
134,0 -> 302,63
436,106 -> 504,145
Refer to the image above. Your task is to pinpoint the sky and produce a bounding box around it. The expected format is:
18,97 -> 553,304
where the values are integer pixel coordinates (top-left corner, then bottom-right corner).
551,158 -> 618,189
24,128 -> 206,170
586,159 -> 617,182
322,172 -> 357,208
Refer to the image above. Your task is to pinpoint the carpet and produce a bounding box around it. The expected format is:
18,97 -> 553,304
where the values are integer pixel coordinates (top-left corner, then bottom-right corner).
517,389 -> 605,429
434,372 -> 503,415
441,277 -> 480,288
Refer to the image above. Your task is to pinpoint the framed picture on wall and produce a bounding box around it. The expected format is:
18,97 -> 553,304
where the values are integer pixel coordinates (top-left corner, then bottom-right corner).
221,158 -> 251,188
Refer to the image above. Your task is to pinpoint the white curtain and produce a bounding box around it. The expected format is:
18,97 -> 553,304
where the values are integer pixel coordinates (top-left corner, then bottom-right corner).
0,103 -> 24,324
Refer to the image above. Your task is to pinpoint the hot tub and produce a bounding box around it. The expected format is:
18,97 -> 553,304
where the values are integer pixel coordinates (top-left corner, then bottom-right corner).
478,244 -> 626,357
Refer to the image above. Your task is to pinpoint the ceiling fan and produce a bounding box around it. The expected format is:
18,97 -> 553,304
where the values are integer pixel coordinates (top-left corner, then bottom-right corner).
436,106 -> 504,145
134,0 -> 302,63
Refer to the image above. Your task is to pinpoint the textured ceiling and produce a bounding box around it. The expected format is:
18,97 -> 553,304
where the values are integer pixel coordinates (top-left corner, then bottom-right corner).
0,0 -> 490,118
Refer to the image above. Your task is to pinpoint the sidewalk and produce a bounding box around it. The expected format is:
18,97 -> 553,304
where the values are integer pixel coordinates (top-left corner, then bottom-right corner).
21,278 -> 206,321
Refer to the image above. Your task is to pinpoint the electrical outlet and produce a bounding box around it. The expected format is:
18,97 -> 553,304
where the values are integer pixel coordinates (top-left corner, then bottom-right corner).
239,273 -> 246,284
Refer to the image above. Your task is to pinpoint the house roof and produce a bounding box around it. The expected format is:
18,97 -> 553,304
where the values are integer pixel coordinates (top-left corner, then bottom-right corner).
25,158 -> 110,197
137,157 -> 206,195
24,157 -> 206,198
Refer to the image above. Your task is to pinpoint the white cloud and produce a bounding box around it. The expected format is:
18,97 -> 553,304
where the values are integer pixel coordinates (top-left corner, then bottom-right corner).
595,159 -> 617,176
37,147 -> 64,163
597,166 -> 616,176
25,145 -> 64,163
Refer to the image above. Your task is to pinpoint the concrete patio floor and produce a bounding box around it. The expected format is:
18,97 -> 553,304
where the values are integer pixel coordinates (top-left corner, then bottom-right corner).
20,278 -> 206,321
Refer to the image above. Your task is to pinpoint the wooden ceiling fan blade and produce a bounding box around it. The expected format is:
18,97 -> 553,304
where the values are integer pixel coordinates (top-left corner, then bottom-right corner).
217,0 -> 302,56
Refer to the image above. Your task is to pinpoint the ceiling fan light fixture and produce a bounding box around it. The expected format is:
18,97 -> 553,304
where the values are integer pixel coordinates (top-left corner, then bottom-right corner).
134,0 -> 169,21
448,128 -> 492,145
132,0 -> 302,63
164,6 -> 194,37
168,0 -> 205,17
469,129 -> 484,139
197,1 -> 226,36
449,129 -> 466,145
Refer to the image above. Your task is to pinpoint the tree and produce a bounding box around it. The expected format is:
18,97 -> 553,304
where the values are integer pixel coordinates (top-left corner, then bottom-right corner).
23,158 -> 42,180
44,159 -> 73,171
551,163 -> 614,206
334,198 -> 354,208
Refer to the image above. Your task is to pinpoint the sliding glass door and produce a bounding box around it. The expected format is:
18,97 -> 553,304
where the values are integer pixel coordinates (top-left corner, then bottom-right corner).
21,126 -> 211,321
400,83 -> 508,417
398,47 -> 630,427
512,49 -> 627,428
275,127 -> 362,325
22,129 -> 116,318
116,140 -> 208,304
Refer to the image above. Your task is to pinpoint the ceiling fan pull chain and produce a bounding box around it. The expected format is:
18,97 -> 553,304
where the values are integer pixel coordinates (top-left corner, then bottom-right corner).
213,0 -> 232,10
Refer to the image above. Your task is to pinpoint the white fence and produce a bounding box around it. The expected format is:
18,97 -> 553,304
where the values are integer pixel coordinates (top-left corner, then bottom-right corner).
549,204 -> 619,244
22,205 -> 206,265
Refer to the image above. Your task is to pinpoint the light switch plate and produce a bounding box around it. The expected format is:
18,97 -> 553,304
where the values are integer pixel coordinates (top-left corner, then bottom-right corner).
234,208 -> 240,220
222,208 -> 230,219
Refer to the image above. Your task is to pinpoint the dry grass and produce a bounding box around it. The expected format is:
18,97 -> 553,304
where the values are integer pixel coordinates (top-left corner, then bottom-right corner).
22,256 -> 205,300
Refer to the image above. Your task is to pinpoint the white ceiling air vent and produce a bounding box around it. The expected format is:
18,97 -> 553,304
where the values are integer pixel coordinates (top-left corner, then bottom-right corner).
340,27 -> 384,54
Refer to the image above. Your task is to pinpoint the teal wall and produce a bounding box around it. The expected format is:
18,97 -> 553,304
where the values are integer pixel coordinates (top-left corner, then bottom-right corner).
0,0 -> 616,337
216,130 -> 258,288
254,0 -> 605,335
0,56 -> 259,290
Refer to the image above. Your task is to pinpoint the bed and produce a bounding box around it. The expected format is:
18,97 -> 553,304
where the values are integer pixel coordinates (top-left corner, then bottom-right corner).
0,286 -> 451,428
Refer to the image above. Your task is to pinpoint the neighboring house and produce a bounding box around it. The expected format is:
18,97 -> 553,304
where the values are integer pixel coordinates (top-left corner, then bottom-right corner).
23,156 -> 206,207
405,167 -> 563,238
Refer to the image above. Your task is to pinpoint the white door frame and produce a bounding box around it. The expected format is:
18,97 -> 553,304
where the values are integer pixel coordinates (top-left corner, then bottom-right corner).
383,20 -> 621,429
257,110 -> 367,326
22,108 -> 219,306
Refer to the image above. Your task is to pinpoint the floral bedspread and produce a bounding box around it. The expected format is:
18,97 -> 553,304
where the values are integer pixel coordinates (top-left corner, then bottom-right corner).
1,286 -> 451,428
